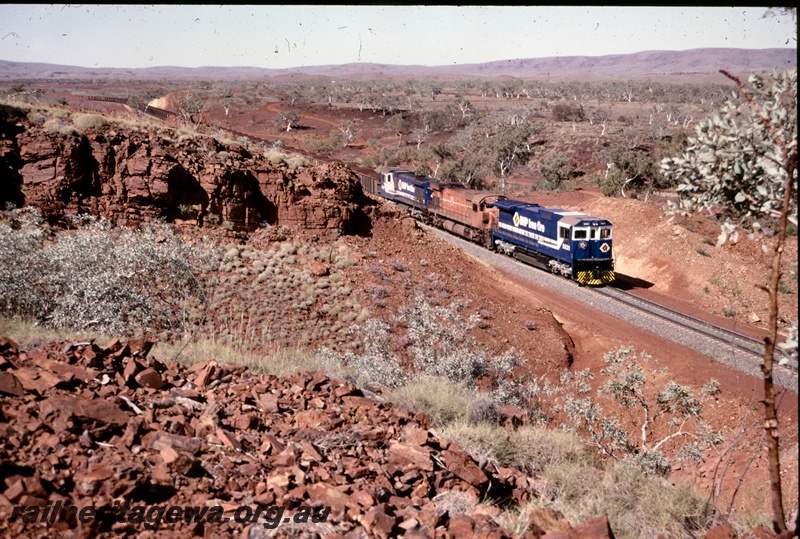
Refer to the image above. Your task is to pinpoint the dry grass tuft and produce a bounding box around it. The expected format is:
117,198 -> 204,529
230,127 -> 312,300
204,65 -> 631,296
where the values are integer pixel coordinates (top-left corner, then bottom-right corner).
387,377 -> 470,429
152,337 -> 350,379
72,113 -> 108,130
0,316 -> 112,350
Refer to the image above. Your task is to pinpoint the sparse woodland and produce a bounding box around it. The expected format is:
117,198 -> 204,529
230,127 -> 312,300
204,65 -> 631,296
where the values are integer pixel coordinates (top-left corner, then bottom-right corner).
0,63 -> 797,538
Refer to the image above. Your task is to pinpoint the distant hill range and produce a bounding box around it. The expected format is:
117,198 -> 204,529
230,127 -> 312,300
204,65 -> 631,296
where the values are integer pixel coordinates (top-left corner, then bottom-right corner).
1,48 -> 796,82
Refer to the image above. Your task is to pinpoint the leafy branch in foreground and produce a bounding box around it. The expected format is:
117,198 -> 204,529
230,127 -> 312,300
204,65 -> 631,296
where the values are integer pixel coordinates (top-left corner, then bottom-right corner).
661,68 -> 797,532
661,69 -> 797,246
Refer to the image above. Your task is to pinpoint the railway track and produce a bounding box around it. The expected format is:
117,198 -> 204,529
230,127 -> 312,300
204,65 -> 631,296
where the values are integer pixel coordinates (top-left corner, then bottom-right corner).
596,286 -> 798,372
422,224 -> 799,393
596,287 -> 768,360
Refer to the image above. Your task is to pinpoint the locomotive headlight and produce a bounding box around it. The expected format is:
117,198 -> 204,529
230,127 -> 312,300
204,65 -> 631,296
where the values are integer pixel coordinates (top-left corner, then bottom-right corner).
579,241 -> 587,250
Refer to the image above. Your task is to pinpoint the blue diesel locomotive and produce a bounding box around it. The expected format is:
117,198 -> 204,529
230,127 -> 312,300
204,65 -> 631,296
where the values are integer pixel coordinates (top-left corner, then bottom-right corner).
379,167 -> 432,210
492,199 -> 615,286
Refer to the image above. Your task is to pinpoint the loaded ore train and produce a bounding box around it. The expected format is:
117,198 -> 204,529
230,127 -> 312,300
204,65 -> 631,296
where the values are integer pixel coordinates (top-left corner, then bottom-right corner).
359,167 -> 615,286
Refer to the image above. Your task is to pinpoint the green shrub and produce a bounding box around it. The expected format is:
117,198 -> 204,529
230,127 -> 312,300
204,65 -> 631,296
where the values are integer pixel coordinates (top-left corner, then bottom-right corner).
304,131 -> 345,155
178,204 -> 197,218
0,208 -> 215,337
72,113 -> 108,130
550,102 -> 585,122
286,156 -> 309,169
366,285 -> 391,298
42,117 -> 79,136
562,346 -> 722,477
388,257 -> 409,272
538,154 -> 578,191
317,319 -> 407,389
324,295 -> 539,409
26,110 -> 46,124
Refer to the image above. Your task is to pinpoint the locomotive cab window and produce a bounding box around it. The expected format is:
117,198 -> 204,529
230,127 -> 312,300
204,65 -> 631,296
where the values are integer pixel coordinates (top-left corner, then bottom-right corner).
573,229 -> 588,240
472,203 -> 478,212
600,228 -> 611,239
590,229 -> 596,239
559,226 -> 570,240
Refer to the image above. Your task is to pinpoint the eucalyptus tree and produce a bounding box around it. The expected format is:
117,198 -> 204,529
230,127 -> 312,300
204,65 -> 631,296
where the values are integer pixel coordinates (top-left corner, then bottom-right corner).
273,110 -> 300,132
386,114 -> 410,146
126,88 -> 165,113
176,93 -> 207,128
490,124 -> 535,195
661,69 -> 797,533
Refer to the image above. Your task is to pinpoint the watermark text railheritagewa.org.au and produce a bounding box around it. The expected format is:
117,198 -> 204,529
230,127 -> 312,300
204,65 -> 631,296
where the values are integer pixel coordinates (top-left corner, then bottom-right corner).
9,500 -> 331,530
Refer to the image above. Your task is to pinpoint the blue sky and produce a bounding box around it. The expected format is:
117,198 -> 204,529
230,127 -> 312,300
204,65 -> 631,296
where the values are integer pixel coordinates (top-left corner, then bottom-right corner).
0,5 -> 796,69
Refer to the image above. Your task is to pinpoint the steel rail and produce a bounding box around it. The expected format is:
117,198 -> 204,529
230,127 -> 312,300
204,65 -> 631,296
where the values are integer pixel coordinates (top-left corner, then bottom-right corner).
594,286 -> 798,372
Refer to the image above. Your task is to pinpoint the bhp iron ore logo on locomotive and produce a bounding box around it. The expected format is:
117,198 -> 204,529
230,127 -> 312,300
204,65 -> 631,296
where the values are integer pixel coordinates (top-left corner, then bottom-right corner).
513,212 -> 545,232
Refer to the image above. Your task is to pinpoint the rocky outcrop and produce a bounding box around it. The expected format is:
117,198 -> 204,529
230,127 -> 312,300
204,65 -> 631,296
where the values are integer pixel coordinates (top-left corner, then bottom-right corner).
0,104 -> 26,209
0,106 -> 370,236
